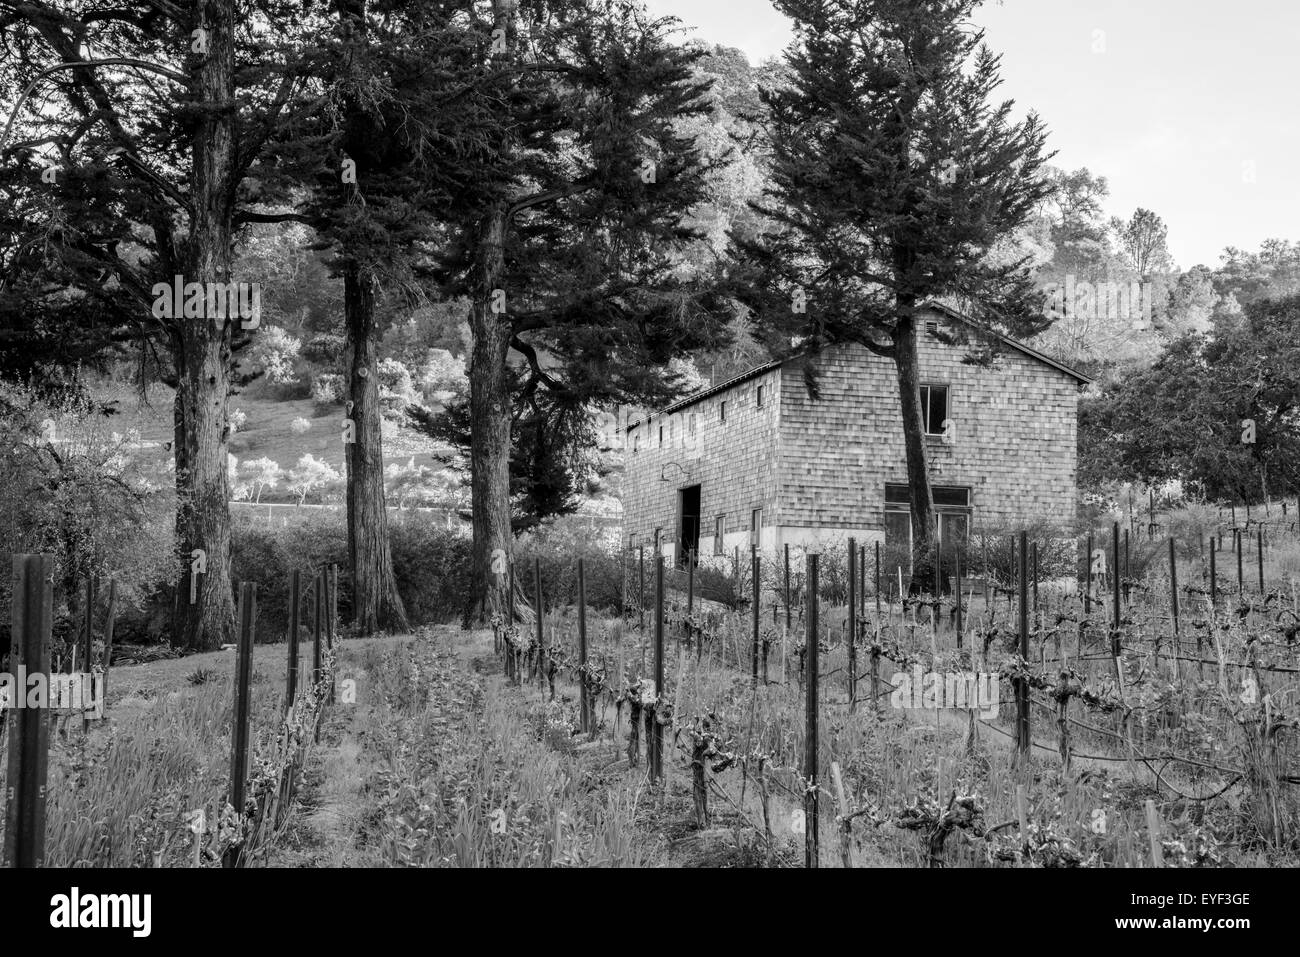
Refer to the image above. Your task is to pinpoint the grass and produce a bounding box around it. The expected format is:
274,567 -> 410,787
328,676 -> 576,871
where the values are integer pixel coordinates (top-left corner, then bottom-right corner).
5,507 -> 1297,868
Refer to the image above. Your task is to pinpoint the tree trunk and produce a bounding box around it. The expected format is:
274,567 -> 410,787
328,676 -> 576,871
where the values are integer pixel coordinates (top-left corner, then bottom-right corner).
465,209 -> 515,626
344,263 -> 408,635
892,310 -> 935,593
174,0 -> 239,650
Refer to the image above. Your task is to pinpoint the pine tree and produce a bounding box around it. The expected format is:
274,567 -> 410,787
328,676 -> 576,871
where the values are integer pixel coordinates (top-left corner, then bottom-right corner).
0,0 -> 333,648
732,0 -> 1054,582
427,0 -> 729,624
265,0 -> 496,634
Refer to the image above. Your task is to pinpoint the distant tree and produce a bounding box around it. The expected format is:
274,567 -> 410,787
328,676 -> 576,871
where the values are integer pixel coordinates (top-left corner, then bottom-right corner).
287,453 -> 341,506
1115,208 -> 1171,280
239,457 -> 284,504
1080,295 -> 1300,502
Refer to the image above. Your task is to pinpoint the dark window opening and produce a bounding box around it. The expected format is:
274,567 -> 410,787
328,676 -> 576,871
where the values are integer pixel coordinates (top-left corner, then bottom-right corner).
920,384 -> 949,436
756,385 -> 764,408
714,515 -> 725,555
677,485 -> 701,569
720,400 -> 727,422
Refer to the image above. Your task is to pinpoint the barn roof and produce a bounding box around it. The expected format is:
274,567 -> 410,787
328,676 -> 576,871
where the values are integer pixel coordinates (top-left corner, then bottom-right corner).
628,300 -> 1090,430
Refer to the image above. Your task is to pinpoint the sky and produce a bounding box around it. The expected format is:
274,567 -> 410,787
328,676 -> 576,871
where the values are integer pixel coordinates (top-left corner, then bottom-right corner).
640,0 -> 1300,269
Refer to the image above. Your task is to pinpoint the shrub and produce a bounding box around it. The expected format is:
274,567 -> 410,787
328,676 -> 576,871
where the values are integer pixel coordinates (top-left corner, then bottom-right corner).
377,358 -> 417,417
300,333 -> 346,367
229,512 -> 471,639
515,516 -> 625,613
0,382 -> 176,653
250,324 -> 302,385
310,372 -> 345,409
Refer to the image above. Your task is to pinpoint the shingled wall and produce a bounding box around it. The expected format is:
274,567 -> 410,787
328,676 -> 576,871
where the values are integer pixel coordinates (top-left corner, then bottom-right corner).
622,367 -> 781,568
622,306 -> 1083,561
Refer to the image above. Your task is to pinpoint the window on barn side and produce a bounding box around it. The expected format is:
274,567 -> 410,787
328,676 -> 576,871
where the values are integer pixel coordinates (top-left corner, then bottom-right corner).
751,507 -> 763,546
714,515 -> 725,555
757,385 -> 764,408
720,400 -> 727,422
920,384 -> 949,436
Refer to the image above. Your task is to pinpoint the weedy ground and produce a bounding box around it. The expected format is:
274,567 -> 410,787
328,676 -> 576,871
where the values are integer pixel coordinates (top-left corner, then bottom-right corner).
5,534 -> 1297,867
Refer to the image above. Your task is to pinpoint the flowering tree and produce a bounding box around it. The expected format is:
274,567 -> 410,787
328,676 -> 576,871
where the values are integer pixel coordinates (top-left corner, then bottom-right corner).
288,454 -> 342,506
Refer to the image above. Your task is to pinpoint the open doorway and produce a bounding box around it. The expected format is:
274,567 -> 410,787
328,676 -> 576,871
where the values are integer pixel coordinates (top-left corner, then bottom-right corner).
677,485 -> 701,569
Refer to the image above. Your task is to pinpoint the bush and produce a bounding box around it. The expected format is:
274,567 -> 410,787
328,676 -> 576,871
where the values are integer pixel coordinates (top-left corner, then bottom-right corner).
0,382 -> 176,657
300,333 -> 346,367
230,511 -> 471,640
249,324 -> 302,385
515,516 -> 625,613
310,372 -> 345,409
377,358 -> 417,418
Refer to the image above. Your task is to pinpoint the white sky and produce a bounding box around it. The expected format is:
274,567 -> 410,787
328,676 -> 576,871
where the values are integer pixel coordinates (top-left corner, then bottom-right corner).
642,0 -> 1300,269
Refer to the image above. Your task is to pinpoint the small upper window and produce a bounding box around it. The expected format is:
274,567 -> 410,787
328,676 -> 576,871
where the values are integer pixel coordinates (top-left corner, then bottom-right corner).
658,425 -> 664,447
720,401 -> 727,422
920,384 -> 949,436
925,320 -> 939,335
756,385 -> 764,408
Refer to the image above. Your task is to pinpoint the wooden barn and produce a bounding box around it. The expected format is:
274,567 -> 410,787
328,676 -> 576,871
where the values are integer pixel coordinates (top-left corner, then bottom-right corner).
621,302 -> 1091,575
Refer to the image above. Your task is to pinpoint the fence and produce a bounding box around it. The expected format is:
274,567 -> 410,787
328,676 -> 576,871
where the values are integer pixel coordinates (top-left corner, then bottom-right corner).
0,555 -> 340,869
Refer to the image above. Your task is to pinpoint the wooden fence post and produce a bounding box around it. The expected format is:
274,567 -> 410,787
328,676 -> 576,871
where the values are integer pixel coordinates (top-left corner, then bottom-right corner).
784,543 -> 791,632
1031,541 -> 1039,634
286,569 -> 300,713
651,556 -> 665,784
1209,538 -> 1218,610
751,545 -> 760,690
83,576 -> 94,675
313,569 -> 323,687
534,558 -> 545,685
1169,539 -> 1180,655
1084,530 -> 1093,616
1257,527 -> 1265,594
875,540 -> 881,617
1111,522 -> 1124,688
3,554 -> 52,868
577,558 -> 590,734
1236,528 -> 1243,595
103,578 -> 118,701
847,538 -> 856,710
328,563 -> 337,704
1015,532 -> 1029,761
1145,799 -> 1164,867
804,552 -> 820,868
954,545 -> 963,649
224,581 -> 256,868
